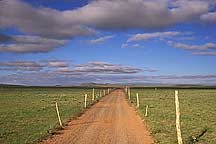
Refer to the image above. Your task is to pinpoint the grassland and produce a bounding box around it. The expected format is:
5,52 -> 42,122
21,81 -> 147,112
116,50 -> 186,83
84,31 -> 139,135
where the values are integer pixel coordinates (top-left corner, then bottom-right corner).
0,86 -> 104,144
130,88 -> 216,144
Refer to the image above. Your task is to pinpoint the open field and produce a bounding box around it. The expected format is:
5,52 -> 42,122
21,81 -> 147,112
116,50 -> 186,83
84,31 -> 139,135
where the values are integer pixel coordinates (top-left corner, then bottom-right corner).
130,88 -> 216,144
0,86 -> 103,144
1,86 -> 216,144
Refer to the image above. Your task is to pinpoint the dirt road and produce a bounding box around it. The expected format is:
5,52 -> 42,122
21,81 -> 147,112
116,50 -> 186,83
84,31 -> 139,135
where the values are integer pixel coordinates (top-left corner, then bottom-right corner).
41,89 -> 154,144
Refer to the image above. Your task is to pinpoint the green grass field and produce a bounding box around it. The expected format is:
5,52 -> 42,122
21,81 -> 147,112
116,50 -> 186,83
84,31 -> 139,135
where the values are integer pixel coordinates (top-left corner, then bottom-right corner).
0,86 -> 104,144
130,88 -> 216,144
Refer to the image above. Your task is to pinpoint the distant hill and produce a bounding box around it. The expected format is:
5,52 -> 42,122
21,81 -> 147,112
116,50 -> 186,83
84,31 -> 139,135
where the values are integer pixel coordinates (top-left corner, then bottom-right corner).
0,84 -> 25,87
80,83 -> 124,88
0,83 -> 215,89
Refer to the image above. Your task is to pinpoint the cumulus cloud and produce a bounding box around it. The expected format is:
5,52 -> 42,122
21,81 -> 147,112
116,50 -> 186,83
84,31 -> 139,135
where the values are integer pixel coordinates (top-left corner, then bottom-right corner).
57,61 -> 145,74
0,61 -> 44,71
0,0 -> 95,39
64,0 -> 209,29
13,35 -> 67,45
0,60 -> 160,85
0,0 -> 214,53
0,60 -> 214,85
0,0 -> 95,53
0,60 -> 157,76
0,44 -> 56,53
0,35 -> 68,53
0,59 -> 70,72
89,35 -> 114,44
127,31 -> 181,42
0,0 -> 211,35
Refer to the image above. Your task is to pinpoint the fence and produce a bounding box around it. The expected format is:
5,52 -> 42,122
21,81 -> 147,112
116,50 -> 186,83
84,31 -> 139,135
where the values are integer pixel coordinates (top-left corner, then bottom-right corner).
124,87 -> 193,144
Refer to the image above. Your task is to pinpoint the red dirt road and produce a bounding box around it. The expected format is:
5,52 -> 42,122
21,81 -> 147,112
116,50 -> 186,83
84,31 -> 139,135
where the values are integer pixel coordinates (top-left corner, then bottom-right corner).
41,89 -> 154,144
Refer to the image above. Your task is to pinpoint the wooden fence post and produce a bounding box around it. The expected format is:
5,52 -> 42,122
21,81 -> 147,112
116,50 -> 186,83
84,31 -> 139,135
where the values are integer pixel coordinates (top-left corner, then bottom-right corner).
136,93 -> 139,108
92,88 -> 95,101
128,87 -> 131,100
103,89 -> 106,96
175,90 -> 183,144
145,105 -> 149,117
84,94 -> 87,108
55,102 -> 63,127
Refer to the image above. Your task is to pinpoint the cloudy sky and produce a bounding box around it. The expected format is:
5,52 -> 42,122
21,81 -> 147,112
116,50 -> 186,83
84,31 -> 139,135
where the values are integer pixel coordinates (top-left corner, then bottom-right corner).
0,0 -> 216,85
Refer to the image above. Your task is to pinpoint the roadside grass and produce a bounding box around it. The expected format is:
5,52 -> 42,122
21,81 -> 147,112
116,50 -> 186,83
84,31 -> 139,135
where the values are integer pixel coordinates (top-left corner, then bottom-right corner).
130,88 -> 216,144
0,87 -> 103,144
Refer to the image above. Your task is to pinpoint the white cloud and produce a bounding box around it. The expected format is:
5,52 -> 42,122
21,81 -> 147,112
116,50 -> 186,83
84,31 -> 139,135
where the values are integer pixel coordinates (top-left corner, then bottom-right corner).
89,35 -> 114,44
0,43 -> 57,53
44,60 -> 69,68
0,60 -> 157,75
127,31 -> 181,42
57,61 -> 145,74
65,0 -> 209,29
0,61 -> 43,71
169,42 -> 216,50
0,0 -> 215,53
0,0 -> 210,36
166,41 -> 216,56
121,43 -> 143,48
0,35 -> 68,53
0,60 -> 70,72
0,0 -> 95,39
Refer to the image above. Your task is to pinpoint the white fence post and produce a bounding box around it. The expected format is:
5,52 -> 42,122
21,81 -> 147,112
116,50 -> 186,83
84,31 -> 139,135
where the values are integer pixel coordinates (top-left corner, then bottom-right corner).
103,89 -> 106,96
92,88 -> 95,101
84,94 -> 87,108
128,87 -> 131,100
136,93 -> 139,108
55,102 -> 63,127
175,90 -> 183,144
145,105 -> 149,117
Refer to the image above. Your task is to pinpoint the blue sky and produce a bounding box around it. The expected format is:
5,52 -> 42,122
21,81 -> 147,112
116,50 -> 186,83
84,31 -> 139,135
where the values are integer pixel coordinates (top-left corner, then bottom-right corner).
0,0 -> 216,85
